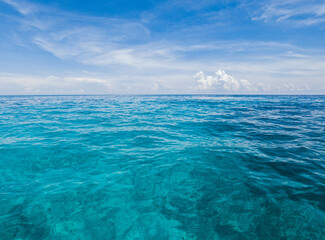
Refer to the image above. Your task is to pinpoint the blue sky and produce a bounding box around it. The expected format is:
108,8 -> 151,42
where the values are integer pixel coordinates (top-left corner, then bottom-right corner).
0,0 -> 325,94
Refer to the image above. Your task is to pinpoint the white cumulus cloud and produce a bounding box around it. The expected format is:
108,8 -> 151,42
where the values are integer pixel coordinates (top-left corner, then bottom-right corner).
257,82 -> 271,91
194,69 -> 252,91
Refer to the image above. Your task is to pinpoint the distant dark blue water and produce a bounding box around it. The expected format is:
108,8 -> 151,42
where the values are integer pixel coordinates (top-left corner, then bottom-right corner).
0,95 -> 324,240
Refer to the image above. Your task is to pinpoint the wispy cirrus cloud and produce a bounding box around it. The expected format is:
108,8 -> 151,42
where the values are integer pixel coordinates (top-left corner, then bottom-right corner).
2,0 -> 43,15
253,0 -> 325,26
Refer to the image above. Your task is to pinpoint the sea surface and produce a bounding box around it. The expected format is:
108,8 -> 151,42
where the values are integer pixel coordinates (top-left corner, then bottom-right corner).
0,95 -> 324,240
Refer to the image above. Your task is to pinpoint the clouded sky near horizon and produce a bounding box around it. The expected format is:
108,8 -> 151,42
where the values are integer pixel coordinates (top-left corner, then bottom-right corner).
0,0 -> 325,94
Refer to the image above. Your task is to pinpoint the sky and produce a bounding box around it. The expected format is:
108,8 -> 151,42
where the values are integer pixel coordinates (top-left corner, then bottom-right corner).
0,0 -> 325,94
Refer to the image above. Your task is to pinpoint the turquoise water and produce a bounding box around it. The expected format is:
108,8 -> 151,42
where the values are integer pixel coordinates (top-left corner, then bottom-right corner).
0,95 -> 324,240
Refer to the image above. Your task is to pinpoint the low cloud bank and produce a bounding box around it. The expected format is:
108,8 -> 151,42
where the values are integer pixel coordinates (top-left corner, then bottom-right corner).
193,69 -> 314,93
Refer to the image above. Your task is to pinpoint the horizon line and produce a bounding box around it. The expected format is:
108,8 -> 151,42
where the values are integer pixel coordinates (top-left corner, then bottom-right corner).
0,94 -> 324,97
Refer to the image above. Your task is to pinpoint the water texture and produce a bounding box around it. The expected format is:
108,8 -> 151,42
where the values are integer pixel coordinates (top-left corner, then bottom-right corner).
0,95 -> 324,240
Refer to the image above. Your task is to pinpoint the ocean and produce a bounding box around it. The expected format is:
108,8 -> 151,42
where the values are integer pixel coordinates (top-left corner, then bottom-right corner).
0,95 -> 324,240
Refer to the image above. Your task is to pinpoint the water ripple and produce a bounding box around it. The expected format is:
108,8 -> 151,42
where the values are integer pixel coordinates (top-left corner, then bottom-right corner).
0,95 -> 324,239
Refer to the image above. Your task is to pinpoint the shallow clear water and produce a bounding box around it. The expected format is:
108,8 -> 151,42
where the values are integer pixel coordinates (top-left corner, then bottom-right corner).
0,95 -> 324,240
